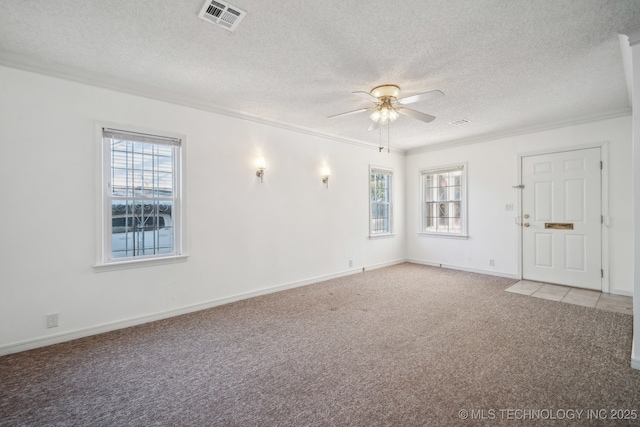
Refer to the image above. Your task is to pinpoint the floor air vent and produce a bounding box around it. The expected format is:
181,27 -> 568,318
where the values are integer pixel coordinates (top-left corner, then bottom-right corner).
198,0 -> 246,32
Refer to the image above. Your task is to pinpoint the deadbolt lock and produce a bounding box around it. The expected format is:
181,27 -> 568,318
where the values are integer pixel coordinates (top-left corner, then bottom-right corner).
524,214 -> 530,219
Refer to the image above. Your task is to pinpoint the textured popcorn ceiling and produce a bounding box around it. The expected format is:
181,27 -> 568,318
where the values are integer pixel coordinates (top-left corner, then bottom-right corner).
1,0 -> 639,151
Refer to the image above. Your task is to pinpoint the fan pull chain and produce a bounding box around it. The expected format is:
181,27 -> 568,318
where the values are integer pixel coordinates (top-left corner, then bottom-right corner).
387,120 -> 391,153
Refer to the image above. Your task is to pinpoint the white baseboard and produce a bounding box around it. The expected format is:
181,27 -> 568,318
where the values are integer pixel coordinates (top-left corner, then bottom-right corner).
405,260 -> 637,296
406,258 -> 520,280
363,259 -> 407,272
632,342 -> 640,371
0,267 -> 366,356
608,288 -> 634,297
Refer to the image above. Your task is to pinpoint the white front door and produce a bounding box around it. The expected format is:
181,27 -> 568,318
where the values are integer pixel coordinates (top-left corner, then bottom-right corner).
521,147 -> 601,290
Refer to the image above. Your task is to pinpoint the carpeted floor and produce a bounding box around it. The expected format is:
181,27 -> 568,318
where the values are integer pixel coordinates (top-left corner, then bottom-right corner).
1,263 -> 639,426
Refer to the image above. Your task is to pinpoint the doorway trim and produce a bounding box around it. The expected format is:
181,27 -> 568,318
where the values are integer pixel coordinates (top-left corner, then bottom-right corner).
516,141 -> 610,293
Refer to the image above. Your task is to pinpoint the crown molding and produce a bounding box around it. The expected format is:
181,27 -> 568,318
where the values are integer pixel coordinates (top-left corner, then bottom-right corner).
1,50 -> 628,158
405,107 -> 632,156
621,25 -> 640,46
619,33 -> 634,106
0,51 -> 406,156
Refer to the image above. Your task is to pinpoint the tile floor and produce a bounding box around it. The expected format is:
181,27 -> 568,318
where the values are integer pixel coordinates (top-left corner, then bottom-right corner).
505,280 -> 633,315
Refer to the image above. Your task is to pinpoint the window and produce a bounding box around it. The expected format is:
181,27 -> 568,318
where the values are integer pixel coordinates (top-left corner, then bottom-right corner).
370,167 -> 393,237
421,164 -> 467,236
98,127 -> 184,264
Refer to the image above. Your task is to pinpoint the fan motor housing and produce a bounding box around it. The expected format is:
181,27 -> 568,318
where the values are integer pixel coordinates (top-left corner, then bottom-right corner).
370,85 -> 400,99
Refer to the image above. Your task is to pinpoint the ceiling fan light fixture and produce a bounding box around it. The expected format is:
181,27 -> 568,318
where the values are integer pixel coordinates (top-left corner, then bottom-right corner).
370,102 -> 399,124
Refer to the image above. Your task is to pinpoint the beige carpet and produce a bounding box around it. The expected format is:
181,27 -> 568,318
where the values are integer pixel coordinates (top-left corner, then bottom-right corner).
1,263 -> 638,426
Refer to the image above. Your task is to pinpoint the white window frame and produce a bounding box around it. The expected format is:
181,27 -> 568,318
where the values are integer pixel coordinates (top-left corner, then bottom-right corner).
94,122 -> 188,269
419,163 -> 468,238
369,166 -> 394,238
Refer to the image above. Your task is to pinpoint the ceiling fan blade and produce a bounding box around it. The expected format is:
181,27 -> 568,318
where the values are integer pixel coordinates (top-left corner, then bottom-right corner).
328,108 -> 370,119
398,108 -> 436,123
353,91 -> 381,103
368,121 -> 379,132
398,90 -> 444,105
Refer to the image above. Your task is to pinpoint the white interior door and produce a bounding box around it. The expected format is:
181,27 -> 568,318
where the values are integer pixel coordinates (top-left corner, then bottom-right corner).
521,147 -> 601,290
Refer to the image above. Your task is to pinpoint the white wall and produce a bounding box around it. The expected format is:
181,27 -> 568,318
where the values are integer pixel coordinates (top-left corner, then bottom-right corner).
0,66 -> 405,354
0,64 -> 633,357
623,27 -> 640,370
406,115 -> 633,295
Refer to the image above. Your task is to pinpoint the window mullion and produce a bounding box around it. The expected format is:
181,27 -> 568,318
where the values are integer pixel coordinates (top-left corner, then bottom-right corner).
102,127 -> 181,263
369,167 -> 393,237
421,165 -> 466,236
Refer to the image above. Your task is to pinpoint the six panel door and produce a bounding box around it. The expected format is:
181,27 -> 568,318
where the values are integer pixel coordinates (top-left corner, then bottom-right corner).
521,148 -> 601,290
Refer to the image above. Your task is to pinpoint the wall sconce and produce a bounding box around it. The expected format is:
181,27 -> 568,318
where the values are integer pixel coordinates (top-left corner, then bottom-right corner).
256,157 -> 266,183
322,166 -> 331,188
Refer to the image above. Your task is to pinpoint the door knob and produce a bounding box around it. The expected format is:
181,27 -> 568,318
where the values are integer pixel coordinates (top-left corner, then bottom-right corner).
524,223 -> 530,227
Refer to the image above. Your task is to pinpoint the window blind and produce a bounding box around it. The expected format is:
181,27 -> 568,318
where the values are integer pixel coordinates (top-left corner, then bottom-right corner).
103,128 -> 181,146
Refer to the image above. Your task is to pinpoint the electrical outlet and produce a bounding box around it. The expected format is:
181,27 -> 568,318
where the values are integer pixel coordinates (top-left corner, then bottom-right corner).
489,259 -> 495,267
349,260 -> 353,267
46,313 -> 59,329
505,203 -> 514,211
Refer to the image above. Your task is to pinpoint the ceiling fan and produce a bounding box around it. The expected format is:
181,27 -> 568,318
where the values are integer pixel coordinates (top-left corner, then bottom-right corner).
328,84 -> 444,131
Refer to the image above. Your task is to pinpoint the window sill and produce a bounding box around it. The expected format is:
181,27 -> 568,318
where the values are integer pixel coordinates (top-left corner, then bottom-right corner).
418,232 -> 469,240
93,254 -> 189,272
369,233 -> 396,240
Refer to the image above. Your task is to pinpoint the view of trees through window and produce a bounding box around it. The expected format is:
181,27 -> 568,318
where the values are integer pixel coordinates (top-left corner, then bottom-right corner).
423,168 -> 463,234
370,169 -> 392,235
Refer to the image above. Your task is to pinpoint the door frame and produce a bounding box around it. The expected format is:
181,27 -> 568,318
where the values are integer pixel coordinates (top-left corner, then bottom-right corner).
516,141 -> 609,292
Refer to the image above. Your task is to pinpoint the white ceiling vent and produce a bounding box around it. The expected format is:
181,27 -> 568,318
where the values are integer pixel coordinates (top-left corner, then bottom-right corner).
448,118 -> 471,126
198,0 -> 246,32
